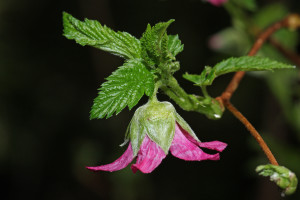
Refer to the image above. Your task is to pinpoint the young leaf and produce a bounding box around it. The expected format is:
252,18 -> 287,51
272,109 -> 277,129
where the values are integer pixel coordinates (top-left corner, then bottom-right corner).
183,71 -> 207,86
140,20 -> 175,66
168,35 -> 184,57
63,12 -> 141,59
183,56 -> 295,86
256,164 -> 298,196
90,60 -> 155,119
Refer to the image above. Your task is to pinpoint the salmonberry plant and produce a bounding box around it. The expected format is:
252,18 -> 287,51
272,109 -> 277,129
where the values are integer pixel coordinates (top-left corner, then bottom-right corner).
63,0 -> 299,196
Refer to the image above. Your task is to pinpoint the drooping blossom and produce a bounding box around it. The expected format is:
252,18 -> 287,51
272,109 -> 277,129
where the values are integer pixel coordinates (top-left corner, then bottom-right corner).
205,0 -> 228,7
87,99 -> 227,173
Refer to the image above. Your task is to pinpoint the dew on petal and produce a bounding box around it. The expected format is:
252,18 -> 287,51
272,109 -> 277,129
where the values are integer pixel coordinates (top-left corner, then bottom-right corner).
198,141 -> 227,152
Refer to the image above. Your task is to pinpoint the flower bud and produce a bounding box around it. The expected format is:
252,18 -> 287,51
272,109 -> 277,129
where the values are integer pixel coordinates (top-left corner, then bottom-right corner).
256,164 -> 298,196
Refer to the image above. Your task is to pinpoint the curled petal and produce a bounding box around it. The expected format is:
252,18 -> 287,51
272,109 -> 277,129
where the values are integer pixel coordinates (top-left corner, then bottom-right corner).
198,141 -> 227,152
86,143 -> 134,172
177,122 -> 227,152
131,136 -> 166,173
170,124 -> 220,161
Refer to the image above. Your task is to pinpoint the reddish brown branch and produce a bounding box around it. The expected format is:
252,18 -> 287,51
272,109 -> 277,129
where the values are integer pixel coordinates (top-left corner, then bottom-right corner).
269,38 -> 300,67
221,14 -> 300,102
216,14 -> 300,166
225,102 -> 279,165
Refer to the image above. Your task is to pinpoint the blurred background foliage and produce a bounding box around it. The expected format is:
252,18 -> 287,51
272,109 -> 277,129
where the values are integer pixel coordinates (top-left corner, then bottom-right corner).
0,0 -> 299,199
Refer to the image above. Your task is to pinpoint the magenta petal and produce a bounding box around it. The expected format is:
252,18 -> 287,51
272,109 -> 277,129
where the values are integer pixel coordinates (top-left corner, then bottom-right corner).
207,0 -> 227,6
176,122 -> 227,152
131,136 -> 166,174
198,141 -> 227,152
86,143 -> 134,172
170,124 -> 220,161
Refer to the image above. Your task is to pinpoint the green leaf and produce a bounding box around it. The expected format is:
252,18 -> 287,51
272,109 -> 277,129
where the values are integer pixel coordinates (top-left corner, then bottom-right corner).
183,69 -> 209,86
213,56 -> 294,74
140,20 -> 175,66
183,56 -> 295,86
63,12 -> 141,59
168,35 -> 184,57
266,70 -> 300,133
253,4 -> 298,50
232,0 -> 257,11
253,4 -> 288,29
90,59 -> 155,119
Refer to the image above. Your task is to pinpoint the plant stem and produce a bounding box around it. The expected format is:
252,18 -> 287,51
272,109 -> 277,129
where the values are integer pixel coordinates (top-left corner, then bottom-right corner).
161,76 -> 223,119
201,86 -> 210,98
221,14 -> 300,102
225,101 -> 279,165
150,81 -> 162,101
217,14 -> 300,165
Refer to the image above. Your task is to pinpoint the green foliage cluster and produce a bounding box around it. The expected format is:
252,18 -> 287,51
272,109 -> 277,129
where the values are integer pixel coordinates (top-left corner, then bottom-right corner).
63,11 -> 294,120
256,164 -> 298,195
63,12 -> 141,59
208,0 -> 299,196
62,0 -> 300,196
63,12 -> 184,119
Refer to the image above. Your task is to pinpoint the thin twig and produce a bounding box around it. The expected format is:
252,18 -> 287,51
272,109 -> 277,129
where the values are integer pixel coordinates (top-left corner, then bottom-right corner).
221,14 -> 300,102
217,14 -> 300,165
225,101 -> 279,165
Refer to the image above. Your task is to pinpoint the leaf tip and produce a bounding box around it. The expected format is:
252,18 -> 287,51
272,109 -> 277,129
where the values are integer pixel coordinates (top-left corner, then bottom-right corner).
62,11 -> 72,23
167,19 -> 175,24
89,114 -> 96,120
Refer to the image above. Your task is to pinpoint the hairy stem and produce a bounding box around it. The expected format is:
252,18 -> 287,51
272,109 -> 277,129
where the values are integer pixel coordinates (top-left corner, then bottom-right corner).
161,76 -> 223,119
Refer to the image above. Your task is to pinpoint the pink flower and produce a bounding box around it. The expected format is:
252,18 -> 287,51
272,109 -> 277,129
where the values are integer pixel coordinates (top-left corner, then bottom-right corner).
87,123 -> 226,173
87,100 -> 227,173
206,0 -> 228,6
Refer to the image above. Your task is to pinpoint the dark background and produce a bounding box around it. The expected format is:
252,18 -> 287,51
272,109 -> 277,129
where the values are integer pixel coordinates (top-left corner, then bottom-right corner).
0,0 -> 299,199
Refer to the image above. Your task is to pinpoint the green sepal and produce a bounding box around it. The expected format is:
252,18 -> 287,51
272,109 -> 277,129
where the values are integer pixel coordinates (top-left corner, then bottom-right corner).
90,59 -> 155,119
120,119 -> 132,147
63,12 -> 141,60
183,56 -> 295,86
256,164 -> 298,195
140,20 -> 175,67
129,107 -> 147,156
128,100 -> 176,155
142,101 -> 176,154
175,112 -> 200,142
